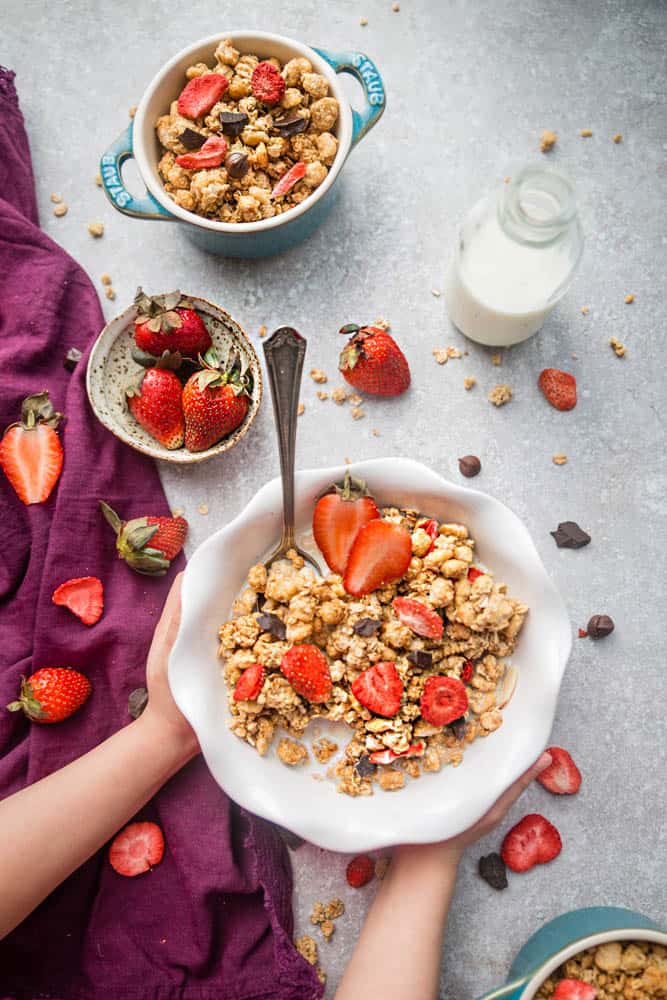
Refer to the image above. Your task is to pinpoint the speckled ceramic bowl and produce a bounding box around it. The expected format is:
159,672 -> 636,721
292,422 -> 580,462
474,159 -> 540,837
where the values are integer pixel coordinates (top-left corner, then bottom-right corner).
86,295 -> 262,463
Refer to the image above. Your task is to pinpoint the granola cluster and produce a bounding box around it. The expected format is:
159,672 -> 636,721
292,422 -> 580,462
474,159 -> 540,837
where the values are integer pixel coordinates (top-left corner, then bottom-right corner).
536,941 -> 667,998
218,507 -> 527,797
155,38 -> 339,223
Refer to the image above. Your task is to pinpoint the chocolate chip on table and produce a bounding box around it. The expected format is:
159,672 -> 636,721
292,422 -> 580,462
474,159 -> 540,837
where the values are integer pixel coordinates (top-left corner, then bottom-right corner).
128,686 -> 148,719
63,347 -> 82,372
353,617 -> 382,636
449,716 -> 467,741
179,128 -> 207,149
458,455 -> 481,478
256,612 -> 287,640
587,614 -> 614,639
219,111 -> 248,137
354,755 -> 377,779
407,649 -> 433,669
550,521 -> 591,549
225,151 -> 250,179
273,114 -> 308,138
478,852 -> 508,890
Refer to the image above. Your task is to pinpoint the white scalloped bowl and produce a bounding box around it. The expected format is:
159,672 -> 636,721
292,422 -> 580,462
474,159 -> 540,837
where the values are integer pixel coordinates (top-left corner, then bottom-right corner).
169,457 -> 571,853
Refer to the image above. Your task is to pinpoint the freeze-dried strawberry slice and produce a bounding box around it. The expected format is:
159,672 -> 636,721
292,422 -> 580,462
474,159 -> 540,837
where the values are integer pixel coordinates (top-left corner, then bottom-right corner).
176,135 -> 228,170
369,742 -> 424,765
270,161 -> 306,199
281,644 -> 332,703
233,663 -> 265,702
538,368 -> 577,411
420,676 -> 468,726
251,61 -> 286,104
536,746 -> 582,795
553,980 -> 597,1000
352,661 -> 402,718
501,813 -> 562,873
461,660 -> 473,683
419,517 -> 439,552
177,73 -> 228,119
392,597 -> 444,639
468,566 -> 484,581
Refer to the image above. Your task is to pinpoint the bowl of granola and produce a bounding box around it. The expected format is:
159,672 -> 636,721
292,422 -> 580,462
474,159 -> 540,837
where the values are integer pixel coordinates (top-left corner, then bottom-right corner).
100,31 -> 385,256
169,458 -> 571,852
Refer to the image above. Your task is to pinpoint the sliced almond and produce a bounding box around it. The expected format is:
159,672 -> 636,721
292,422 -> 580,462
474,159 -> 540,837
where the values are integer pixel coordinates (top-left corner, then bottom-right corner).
497,665 -> 517,709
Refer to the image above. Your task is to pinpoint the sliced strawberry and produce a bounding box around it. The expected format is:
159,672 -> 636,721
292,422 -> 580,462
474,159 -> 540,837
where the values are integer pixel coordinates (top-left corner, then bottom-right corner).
52,576 -> 104,626
536,746 -> 582,795
392,597 -> 444,639
352,661 -> 402,717
343,520 -> 412,597
420,676 -> 468,727
270,161 -> 306,199
369,741 -> 424,765
177,73 -> 228,119
501,813 -> 563,873
175,135 -> 228,170
346,854 -> 374,888
251,62 -> 286,104
461,660 -> 473,683
233,663 -> 265,702
467,566 -> 484,582
312,474 -> 380,575
109,821 -> 165,877
553,980 -> 597,1000
0,392 -> 63,505
280,645 -> 332,704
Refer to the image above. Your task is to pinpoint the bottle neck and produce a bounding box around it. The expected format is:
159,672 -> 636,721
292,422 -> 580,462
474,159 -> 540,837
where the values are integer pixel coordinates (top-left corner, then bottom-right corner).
498,166 -> 578,247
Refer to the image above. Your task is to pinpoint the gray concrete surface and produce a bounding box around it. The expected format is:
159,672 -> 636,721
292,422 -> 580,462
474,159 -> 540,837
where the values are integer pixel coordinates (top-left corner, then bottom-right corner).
4,0 -> 666,996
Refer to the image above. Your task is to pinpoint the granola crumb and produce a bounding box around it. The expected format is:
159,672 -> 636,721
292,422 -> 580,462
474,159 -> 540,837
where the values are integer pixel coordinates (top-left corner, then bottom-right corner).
624,293 -> 635,304
100,273 -> 112,286
105,287 -> 116,300
359,16 -> 368,25
258,324 -> 267,338
53,203 -> 68,217
430,288 -> 442,298
319,919 -> 335,940
325,897 -> 345,920
50,192 -> 62,204
310,368 -> 327,384
277,737 -> 309,766
375,856 -> 391,880
87,221 -> 104,238
540,129 -> 557,152
374,316 -> 391,330
351,407 -> 365,420
347,393 -> 363,406
447,346 -> 462,359
297,402 -> 305,416
172,507 -> 185,517
504,176 -> 511,184
581,305 -> 589,315
317,390 -> 329,401
316,967 -> 326,985
572,353 -> 579,360
580,128 -> 593,137
95,172 -> 103,187
432,348 -> 449,365
372,427 -> 381,436
491,353 -> 502,366
344,456 -> 352,465
489,384 -> 513,406
613,132 -> 623,143
552,453 -> 568,466
609,337 -> 626,358
312,737 -> 339,764
198,503 -> 209,515
128,105 -> 138,118
331,387 -> 348,405
463,377 -> 476,390
295,934 -> 318,966
392,1 -> 400,9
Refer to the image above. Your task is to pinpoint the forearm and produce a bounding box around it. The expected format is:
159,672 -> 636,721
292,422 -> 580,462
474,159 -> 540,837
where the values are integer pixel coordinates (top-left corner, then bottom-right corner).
0,711 -> 196,940
335,844 -> 461,1000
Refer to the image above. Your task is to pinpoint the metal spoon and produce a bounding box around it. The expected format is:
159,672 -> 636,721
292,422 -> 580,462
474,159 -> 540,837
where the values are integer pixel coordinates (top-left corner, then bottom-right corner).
263,326 -> 321,574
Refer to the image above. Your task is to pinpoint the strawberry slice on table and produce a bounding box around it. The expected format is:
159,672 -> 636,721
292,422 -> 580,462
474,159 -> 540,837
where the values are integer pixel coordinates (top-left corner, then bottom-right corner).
0,391 -> 63,505
312,471 -> 380,575
392,597 -> 444,640
343,520 -> 412,597
338,324 -> 411,397
175,135 -> 228,170
233,663 -> 265,702
538,368 -> 577,411
52,576 -> 104,626
177,73 -> 228,119
133,288 -> 212,359
109,821 -> 165,877
270,160 -> 306,200
7,667 -> 91,724
182,346 -> 252,452
352,661 -> 403,717
281,645 -> 332,704
420,676 -> 468,727
501,813 -> 563,873
126,357 -> 185,451
553,980 -> 597,1000
100,500 -> 187,575
346,855 -> 374,888
536,746 -> 582,795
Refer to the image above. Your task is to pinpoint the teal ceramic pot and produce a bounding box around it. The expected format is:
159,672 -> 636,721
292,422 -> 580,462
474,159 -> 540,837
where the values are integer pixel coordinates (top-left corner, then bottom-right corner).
100,31 -> 385,257
477,907 -> 667,999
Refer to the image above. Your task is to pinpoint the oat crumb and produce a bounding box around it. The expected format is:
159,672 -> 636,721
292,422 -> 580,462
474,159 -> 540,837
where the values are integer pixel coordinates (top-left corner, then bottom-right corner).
295,935 -> 318,966
372,427 -> 381,436
344,457 -> 352,465
310,368 -> 327,384
258,324 -> 267,337
347,393 -> 363,406
491,353 -> 502,366
100,273 -> 112,286
312,737 -> 339,764
50,192 -> 62,204
331,387 -> 348,405
432,348 -> 449,365
504,176 -> 511,184
128,105 -> 138,118
374,316 -> 391,330
87,221 -> 104,238
613,132 -> 623,143
317,390 -> 329,401
325,897 -> 345,920
198,503 -> 209,515
431,288 -> 442,298
53,203 -> 68,217
571,353 -> 578,360
581,305 -> 589,315
540,129 -> 557,152
609,336 -> 626,358
359,16 -> 368,26
463,377 -> 476,390
580,128 -> 593,137
319,919 -> 335,940
95,172 -> 103,187
316,967 -> 326,985
277,737 -> 309,766
351,406 -> 365,420
447,346 -> 462,359
297,402 -> 305,416
489,384 -> 513,407
375,856 -> 391,880
624,293 -> 635,304
172,507 -> 185,517
552,453 -> 568,465
105,287 -> 116,300
392,1 -> 400,9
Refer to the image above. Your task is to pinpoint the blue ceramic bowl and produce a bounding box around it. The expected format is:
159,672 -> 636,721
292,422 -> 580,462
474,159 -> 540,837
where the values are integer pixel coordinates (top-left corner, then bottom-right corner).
477,907 -> 667,999
100,30 -> 385,256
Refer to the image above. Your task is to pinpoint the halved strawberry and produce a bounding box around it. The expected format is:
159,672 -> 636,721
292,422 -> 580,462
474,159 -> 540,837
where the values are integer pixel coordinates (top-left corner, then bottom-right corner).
109,821 -> 165,877
420,676 -> 468,726
536,746 -> 582,795
52,576 -> 104,626
312,472 -> 380,575
392,597 -> 444,639
0,392 -> 63,505
343,520 -> 412,597
369,742 -> 424,765
352,661 -> 402,717
280,645 -> 332,704
177,73 -> 228,119
233,663 -> 265,702
553,980 -> 597,1000
501,813 -> 562,873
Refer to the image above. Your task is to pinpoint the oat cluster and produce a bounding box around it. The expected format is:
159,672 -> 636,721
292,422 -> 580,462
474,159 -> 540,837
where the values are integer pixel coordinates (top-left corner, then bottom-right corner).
536,940 -> 667,998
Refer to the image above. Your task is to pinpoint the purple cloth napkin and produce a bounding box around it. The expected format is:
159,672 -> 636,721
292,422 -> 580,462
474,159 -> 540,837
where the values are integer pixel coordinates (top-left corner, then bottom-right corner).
0,68 -> 322,1000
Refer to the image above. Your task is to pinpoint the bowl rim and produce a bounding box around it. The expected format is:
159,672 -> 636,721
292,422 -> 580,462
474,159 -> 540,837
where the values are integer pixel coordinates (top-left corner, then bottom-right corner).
133,29 -> 354,234
85,293 -> 262,464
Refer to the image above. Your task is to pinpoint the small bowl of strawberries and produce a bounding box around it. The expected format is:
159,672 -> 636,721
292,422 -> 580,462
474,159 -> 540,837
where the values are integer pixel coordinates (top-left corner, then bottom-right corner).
86,289 -> 262,463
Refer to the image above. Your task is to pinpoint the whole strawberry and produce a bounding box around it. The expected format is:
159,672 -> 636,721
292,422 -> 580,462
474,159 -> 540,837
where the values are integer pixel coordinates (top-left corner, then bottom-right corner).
338,324 -> 410,397
126,351 -> 185,450
182,346 -> 251,452
7,667 -> 91,724
100,500 -> 187,575
133,288 -> 212,359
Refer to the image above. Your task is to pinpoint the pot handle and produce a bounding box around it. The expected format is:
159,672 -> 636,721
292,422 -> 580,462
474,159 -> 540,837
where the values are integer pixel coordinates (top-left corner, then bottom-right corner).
100,122 -> 174,221
475,975 -> 529,1000
313,48 -> 386,148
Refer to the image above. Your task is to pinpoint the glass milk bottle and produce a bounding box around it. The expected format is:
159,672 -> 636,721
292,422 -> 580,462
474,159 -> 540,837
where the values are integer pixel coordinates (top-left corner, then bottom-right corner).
444,165 -> 584,346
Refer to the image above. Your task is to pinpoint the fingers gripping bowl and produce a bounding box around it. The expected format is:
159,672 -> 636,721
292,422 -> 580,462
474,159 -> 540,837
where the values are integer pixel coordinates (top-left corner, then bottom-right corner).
169,458 -> 571,852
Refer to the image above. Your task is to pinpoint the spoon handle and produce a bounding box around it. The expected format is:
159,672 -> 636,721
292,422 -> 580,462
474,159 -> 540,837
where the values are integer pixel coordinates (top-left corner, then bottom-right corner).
263,327 -> 307,551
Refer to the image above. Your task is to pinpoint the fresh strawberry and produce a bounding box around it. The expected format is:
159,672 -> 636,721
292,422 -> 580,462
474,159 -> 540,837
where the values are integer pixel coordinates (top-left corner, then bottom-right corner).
126,364 -> 185,450
175,135 -> 228,170
553,980 -> 597,1000
538,368 -> 577,411
461,660 -> 473,683
536,746 -> 582,795
468,566 -> 484,582
177,73 -> 228,119
109,821 -> 165,877
251,62 -> 286,104
352,661 -> 402,717
0,391 -> 63,505
52,576 -> 104,626
346,855 -> 374,888
420,676 -> 468,727
182,346 -> 251,452
133,288 -> 212,359
343,520 -> 412,597
270,161 -> 306,199
369,742 -> 424,765
7,667 -> 91,724
312,472 -> 380,575
100,500 -> 187,575
338,324 -> 410,397
281,645 -> 332,703
501,813 -> 563,873
233,663 -> 265,702
578,627 -> 588,638
392,597 -> 444,640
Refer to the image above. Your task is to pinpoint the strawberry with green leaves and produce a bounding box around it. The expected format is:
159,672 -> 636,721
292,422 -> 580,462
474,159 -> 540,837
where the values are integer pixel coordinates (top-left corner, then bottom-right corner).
338,324 -> 410,397
133,288 -> 212,359
7,667 -> 91,724
126,350 -> 185,450
0,391 -> 64,505
182,345 -> 251,452
312,471 -> 380,575
100,500 -> 187,576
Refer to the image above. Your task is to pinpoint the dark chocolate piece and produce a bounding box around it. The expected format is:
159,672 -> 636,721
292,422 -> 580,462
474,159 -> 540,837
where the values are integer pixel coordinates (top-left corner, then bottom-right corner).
587,614 -> 614,638
407,649 -> 433,669
354,755 -> 378,778
219,111 -> 249,137
550,521 -> 591,549
478,852 -> 508,890
458,454 -> 481,478
128,686 -> 148,719
353,617 -> 382,636
256,612 -> 287,640
225,150 -> 250,179
273,114 -> 308,138
179,128 -> 207,149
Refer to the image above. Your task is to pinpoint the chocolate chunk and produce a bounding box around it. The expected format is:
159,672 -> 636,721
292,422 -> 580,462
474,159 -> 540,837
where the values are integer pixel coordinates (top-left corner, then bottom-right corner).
128,686 -> 148,719
354,755 -> 377,778
353,617 -> 382,636
179,128 -> 207,149
550,521 -> 591,549
273,114 -> 308,138
587,614 -> 614,639
273,823 -> 305,850
256,612 -> 286,640
219,111 -> 249,137
225,150 -> 249,179
449,716 -> 467,741
407,649 -> 433,669
458,454 -> 481,478
478,852 -> 508,890
63,347 -> 82,372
